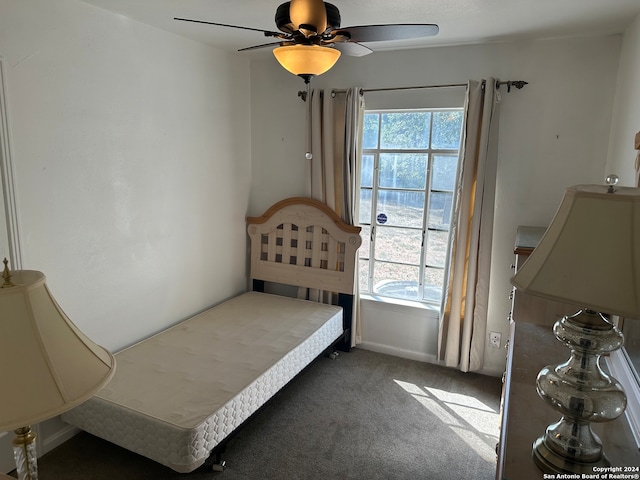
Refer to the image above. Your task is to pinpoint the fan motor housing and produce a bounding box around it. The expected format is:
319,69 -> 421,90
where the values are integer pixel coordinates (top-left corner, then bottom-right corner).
275,2 -> 341,34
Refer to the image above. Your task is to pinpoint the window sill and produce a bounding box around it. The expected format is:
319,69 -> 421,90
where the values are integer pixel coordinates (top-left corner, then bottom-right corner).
360,294 -> 441,315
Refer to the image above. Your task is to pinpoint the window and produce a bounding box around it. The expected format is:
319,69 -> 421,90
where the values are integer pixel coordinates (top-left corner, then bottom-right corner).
358,109 -> 464,305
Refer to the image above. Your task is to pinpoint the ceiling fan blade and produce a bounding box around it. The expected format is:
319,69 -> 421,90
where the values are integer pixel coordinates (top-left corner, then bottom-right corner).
174,17 -> 285,39
238,42 -> 288,52
336,24 -> 439,43
330,42 -> 372,57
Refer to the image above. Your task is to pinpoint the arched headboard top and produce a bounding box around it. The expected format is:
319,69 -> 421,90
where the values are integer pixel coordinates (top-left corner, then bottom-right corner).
247,197 -> 362,295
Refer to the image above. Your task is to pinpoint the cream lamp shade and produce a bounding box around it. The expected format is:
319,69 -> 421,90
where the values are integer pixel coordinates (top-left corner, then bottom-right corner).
511,184 -> 640,319
0,269 -> 116,431
273,45 -> 341,78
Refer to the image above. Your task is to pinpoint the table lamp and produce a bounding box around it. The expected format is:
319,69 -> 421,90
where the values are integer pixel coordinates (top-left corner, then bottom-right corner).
0,259 -> 115,480
511,178 -> 640,473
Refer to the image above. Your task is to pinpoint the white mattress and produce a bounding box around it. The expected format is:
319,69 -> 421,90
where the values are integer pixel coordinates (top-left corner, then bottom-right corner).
62,291 -> 343,473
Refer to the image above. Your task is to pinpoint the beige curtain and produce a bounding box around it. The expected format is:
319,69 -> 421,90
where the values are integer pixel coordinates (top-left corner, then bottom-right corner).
438,78 -> 501,372
302,87 -> 365,346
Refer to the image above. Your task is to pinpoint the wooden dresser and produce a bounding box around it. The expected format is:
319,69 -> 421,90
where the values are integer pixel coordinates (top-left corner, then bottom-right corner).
496,226 -> 640,480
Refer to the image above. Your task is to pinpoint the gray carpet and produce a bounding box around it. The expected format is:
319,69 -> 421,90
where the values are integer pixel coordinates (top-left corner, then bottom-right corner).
31,348 -> 502,480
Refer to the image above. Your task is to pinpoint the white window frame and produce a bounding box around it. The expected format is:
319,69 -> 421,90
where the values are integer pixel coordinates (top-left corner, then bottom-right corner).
358,107 -> 463,307
607,316 -> 640,449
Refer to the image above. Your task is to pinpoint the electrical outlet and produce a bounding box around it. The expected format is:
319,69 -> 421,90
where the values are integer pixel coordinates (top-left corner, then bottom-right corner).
489,331 -> 502,348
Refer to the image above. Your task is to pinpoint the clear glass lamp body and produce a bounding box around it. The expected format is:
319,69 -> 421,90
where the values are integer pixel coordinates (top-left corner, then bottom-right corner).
534,310 -> 627,472
12,427 -> 38,480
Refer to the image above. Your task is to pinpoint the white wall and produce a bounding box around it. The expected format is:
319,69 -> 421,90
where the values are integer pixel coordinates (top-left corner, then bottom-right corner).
0,0 -> 251,456
0,0 -> 633,461
607,14 -> 640,185
249,35 -> 622,375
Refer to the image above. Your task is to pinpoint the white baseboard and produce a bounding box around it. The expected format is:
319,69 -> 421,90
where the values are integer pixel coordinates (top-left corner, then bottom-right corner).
358,342 -> 503,377
39,424 -> 80,457
476,367 -> 504,378
358,341 -> 438,364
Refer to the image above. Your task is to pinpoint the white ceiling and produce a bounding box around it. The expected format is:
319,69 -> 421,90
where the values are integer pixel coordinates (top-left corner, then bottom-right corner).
81,0 -> 640,54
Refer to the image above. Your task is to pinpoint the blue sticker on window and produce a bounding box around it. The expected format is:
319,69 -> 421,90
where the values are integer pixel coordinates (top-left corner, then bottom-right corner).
377,213 -> 388,224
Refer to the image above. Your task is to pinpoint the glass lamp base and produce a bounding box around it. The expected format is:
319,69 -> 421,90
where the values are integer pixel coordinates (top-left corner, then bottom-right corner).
12,427 -> 38,480
533,310 -> 626,474
533,436 -> 610,474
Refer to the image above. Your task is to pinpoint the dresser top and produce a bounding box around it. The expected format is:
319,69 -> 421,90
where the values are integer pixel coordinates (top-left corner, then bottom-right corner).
514,225 -> 547,254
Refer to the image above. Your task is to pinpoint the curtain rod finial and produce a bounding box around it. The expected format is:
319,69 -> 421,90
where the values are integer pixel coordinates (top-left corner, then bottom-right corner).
497,80 -> 529,92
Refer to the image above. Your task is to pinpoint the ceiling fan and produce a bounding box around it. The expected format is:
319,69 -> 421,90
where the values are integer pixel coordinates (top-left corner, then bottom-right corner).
175,0 -> 439,83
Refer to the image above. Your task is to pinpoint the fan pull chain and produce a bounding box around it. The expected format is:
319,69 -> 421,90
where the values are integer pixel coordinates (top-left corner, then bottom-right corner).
305,81 -> 312,160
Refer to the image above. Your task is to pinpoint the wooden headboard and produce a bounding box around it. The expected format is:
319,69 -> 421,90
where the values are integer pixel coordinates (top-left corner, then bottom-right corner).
246,197 -> 362,295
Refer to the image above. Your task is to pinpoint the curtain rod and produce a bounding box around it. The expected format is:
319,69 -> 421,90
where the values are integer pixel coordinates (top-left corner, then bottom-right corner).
363,80 -> 528,93
298,79 -> 528,101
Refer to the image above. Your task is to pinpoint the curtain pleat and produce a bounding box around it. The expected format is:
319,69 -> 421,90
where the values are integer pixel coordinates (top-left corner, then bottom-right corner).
303,87 -> 365,346
438,78 -> 501,372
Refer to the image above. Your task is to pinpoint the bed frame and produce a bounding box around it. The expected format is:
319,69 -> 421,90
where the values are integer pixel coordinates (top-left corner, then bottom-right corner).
246,196 -> 362,350
62,197 -> 362,474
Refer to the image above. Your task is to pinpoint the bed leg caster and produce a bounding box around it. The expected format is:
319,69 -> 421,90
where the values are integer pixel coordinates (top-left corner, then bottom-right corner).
209,450 -> 226,473
329,351 -> 339,360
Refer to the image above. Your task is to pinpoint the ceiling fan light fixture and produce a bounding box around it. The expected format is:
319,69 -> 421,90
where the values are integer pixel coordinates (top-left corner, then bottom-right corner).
273,44 -> 341,80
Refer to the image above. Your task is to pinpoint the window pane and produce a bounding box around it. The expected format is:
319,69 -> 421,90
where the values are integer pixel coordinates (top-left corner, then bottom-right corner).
432,111 -> 463,149
423,267 -> 445,304
361,154 -> 375,188
380,112 -> 431,149
375,226 -> 421,265
428,192 -> 454,230
359,189 -> 372,225
432,155 -> 458,191
425,230 -> 448,267
358,107 -> 463,305
373,262 -> 420,301
359,225 -> 370,259
359,259 -> 370,293
376,190 -> 425,228
379,153 -> 427,189
363,114 -> 379,149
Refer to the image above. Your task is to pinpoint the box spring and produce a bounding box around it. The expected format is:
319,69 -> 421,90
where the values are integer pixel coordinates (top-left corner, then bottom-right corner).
62,291 -> 342,473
